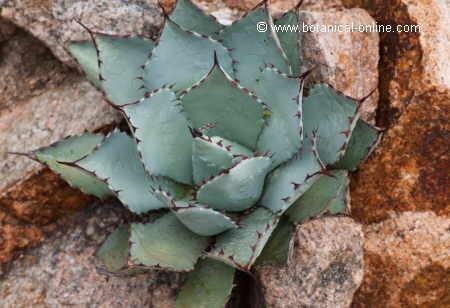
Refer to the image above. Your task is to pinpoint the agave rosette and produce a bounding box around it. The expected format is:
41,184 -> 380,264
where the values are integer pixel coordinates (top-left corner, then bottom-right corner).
22,0 -> 381,306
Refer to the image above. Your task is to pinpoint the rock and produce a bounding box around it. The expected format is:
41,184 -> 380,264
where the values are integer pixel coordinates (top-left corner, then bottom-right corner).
298,8 -> 379,123
0,211 -> 42,267
224,0 -> 344,14
345,0 -> 450,224
353,212 -> 450,308
336,0 -> 449,306
0,201 -> 181,307
0,22 -> 120,264
256,217 -> 364,308
0,19 -> 68,111
1,0 -> 164,65
0,72 -> 121,222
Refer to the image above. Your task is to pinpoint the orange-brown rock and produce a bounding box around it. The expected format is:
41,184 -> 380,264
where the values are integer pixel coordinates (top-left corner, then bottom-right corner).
0,211 -> 42,268
353,212 -> 450,308
338,0 -> 450,307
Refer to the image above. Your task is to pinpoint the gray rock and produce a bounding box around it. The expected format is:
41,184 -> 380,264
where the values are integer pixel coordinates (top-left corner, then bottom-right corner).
0,201 -> 181,308
298,8 -> 380,123
1,0 -> 164,65
256,217 -> 364,308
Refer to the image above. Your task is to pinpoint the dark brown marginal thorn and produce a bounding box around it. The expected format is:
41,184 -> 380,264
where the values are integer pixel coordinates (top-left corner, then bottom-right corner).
359,87 -> 377,104
216,140 -> 224,147
281,196 -> 291,202
256,231 -> 263,239
294,111 -> 302,119
250,245 -> 257,252
340,130 -> 351,138
189,127 -> 203,138
291,182 -> 301,190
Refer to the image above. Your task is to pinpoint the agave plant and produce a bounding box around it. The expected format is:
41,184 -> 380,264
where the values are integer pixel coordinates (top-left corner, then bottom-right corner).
18,0 -> 381,306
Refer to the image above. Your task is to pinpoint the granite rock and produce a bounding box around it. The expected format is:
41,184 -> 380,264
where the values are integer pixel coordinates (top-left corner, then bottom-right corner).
298,8 -> 379,123
1,0 -> 164,65
256,217 -> 364,308
0,202 -> 181,307
353,212 -> 450,308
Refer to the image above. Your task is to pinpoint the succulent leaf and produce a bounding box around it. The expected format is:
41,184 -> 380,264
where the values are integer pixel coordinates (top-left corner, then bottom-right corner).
260,140 -> 322,214
254,68 -> 303,169
170,0 -> 223,36
95,35 -> 155,106
286,170 -> 349,223
327,182 -> 349,214
274,11 -> 301,75
192,136 -> 234,185
334,119 -> 382,171
154,190 -> 238,236
197,157 -> 272,212
218,4 -> 290,88
192,135 -> 253,185
68,41 -> 102,88
143,20 -> 233,93
207,208 -> 279,271
34,133 -> 112,199
74,130 -> 185,214
175,258 -> 235,308
123,88 -> 193,185
129,213 -> 208,271
173,204 -> 238,236
255,215 -> 295,266
181,64 -> 265,149
303,84 -> 359,165
96,224 -> 130,273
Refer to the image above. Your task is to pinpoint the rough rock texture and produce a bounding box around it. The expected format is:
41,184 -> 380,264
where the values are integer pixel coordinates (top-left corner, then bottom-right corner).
0,211 -> 42,266
0,0 -> 164,65
0,19 -> 68,111
298,8 -> 379,123
338,0 -> 450,306
0,21 -> 120,265
0,202 -> 181,307
257,217 -> 364,308
344,0 -> 449,225
354,212 -> 450,308
224,0 -> 343,13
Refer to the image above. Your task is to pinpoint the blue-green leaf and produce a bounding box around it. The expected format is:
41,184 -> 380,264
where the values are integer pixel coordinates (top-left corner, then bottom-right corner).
68,40 -> 101,88
129,213 -> 208,271
74,130 -> 185,214
181,64 -> 265,149
197,157 -> 272,212
143,20 -> 233,93
175,258 -> 235,308
207,208 -> 279,271
95,35 -> 155,106
334,119 -> 382,171
123,88 -> 193,185
303,84 -> 359,166
34,133 -> 112,199
286,170 -> 349,223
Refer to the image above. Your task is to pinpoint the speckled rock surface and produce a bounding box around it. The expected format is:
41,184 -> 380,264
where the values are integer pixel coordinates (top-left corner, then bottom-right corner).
0,22 -> 120,265
0,0 -> 164,65
0,201 -> 181,307
256,217 -> 364,308
0,19 -> 68,111
354,212 -> 450,308
298,8 -> 379,123
339,0 -> 450,306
